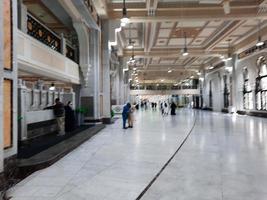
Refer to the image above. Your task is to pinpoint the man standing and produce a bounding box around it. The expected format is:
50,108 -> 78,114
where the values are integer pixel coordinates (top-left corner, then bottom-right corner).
45,98 -> 65,136
53,98 -> 65,135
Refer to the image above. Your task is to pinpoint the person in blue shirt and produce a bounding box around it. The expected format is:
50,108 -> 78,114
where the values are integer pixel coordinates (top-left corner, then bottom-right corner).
122,103 -> 131,129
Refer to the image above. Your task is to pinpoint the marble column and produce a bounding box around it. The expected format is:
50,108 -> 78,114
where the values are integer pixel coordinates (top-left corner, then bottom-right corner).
101,20 -> 111,123
232,54 -> 238,112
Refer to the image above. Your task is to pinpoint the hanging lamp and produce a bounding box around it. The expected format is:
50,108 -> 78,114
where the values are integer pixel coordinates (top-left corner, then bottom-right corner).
182,32 -> 189,56
121,0 -> 129,27
256,20 -> 264,47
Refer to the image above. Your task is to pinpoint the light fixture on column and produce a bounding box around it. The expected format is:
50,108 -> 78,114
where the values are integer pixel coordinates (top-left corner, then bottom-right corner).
256,20 -> 264,47
182,32 -> 189,56
121,0 -> 129,27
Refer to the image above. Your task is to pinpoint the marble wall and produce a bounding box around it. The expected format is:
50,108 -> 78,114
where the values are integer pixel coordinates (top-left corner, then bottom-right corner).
203,50 -> 267,112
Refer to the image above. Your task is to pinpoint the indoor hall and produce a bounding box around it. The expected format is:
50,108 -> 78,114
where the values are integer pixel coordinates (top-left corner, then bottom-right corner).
7,109 -> 267,200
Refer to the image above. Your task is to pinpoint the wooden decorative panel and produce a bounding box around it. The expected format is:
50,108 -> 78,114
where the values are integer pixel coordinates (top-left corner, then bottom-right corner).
3,0 -> 12,70
3,79 -> 12,149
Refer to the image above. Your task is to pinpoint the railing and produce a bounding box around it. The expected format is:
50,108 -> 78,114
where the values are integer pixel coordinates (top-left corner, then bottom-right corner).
130,85 -> 198,90
26,13 -> 76,62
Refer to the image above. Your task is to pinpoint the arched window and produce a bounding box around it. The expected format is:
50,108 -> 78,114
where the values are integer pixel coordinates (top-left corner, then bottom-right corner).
243,67 -> 253,110
256,56 -> 267,110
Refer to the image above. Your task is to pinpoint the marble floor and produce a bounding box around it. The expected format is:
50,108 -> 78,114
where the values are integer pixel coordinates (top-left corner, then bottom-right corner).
8,109 -> 267,200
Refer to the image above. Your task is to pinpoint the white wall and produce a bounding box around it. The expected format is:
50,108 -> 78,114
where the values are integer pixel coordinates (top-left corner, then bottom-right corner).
17,30 -> 80,84
235,50 -> 267,111
203,50 -> 267,112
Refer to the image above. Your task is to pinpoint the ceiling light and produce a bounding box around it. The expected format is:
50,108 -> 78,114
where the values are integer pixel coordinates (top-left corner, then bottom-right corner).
49,83 -> 55,91
256,20 -> 264,47
133,67 -> 137,70
256,37 -> 264,47
225,66 -> 233,72
220,55 -> 225,59
182,51 -> 189,57
182,32 -> 189,56
121,22 -> 126,27
190,76 -> 194,79
197,72 -> 201,76
199,77 -> 204,81
156,84 -> 159,86
161,79 -> 164,82
127,44 -> 134,49
209,66 -> 214,70
168,69 -> 172,73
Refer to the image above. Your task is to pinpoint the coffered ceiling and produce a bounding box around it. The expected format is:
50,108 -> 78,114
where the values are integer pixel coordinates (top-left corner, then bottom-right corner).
97,0 -> 267,84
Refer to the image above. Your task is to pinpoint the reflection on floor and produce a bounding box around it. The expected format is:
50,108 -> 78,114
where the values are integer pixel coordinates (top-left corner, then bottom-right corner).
8,109 -> 267,200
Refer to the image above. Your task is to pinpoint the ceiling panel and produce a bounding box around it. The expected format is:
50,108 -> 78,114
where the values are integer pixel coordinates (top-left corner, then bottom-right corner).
156,39 -> 169,46
231,26 -> 253,36
160,59 -> 176,64
161,21 -> 175,28
124,29 -> 139,38
158,29 -> 172,38
198,28 -> 216,37
207,20 -> 223,27
191,37 -> 206,45
177,21 -> 206,28
169,38 -> 193,45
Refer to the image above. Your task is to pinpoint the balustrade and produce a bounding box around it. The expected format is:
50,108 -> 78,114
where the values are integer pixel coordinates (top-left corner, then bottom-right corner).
26,13 -> 76,62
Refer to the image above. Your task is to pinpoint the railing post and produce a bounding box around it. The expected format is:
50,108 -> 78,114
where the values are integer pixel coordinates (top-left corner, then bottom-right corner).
60,33 -> 66,56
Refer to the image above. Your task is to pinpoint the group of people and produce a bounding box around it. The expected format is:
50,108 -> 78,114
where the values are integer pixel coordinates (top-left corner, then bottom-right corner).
151,102 -> 157,111
122,103 -> 134,129
45,98 -> 76,136
160,101 -> 177,116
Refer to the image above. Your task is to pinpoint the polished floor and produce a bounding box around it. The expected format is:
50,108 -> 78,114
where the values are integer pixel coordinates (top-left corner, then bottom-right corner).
8,109 -> 267,200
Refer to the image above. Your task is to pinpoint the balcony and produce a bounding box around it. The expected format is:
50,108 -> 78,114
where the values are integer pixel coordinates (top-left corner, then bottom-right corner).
17,30 -> 80,84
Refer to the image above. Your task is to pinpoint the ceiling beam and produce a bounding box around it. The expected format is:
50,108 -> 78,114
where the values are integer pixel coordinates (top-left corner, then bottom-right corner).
123,49 -> 227,58
109,7 -> 267,22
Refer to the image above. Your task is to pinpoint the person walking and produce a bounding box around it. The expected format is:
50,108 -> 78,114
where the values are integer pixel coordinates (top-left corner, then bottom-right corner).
164,102 -> 169,115
122,103 -> 131,129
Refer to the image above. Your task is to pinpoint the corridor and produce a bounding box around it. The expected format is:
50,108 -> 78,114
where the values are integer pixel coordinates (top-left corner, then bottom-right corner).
9,109 -> 267,200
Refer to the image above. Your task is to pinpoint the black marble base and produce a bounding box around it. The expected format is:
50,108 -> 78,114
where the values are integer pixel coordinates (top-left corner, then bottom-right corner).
202,107 -> 213,111
221,108 -> 229,113
102,117 -> 112,124
17,124 -> 105,177
237,110 -> 267,118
